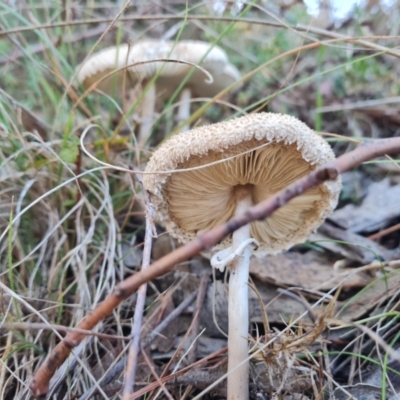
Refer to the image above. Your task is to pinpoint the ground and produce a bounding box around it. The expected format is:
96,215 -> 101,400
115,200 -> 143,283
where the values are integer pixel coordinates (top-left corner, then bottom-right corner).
1,1 -> 400,399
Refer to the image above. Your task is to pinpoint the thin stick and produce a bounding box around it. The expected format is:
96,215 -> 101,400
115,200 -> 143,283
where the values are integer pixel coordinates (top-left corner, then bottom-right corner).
141,347 -> 174,400
77,292 -> 197,400
142,291 -> 198,348
131,347 -> 228,400
30,137 -> 400,398
122,190 -> 154,399
368,222 -> 400,241
147,299 -> 201,400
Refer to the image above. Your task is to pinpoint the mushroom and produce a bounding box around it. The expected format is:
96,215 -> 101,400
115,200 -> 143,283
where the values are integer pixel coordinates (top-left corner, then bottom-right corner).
76,40 -> 240,146
76,44 -> 133,96
143,113 -> 341,400
76,43 -> 156,146
129,40 -> 241,133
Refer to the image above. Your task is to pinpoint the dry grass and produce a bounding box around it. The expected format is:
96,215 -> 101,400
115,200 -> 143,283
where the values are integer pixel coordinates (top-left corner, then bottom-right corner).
1,0 -> 400,399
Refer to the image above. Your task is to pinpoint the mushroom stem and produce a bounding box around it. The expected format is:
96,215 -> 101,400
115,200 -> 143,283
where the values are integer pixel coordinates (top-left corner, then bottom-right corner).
227,189 -> 252,400
176,87 -> 191,133
138,82 -> 156,148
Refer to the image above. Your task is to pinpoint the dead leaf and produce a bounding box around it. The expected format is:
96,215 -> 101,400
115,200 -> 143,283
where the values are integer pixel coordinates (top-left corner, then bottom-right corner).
172,367 -> 227,398
331,179 -> 400,233
337,270 -> 400,321
250,252 -> 371,290
152,336 -> 227,360
200,280 -> 229,338
333,383 -> 388,400
200,279 -> 316,338
310,223 -> 395,264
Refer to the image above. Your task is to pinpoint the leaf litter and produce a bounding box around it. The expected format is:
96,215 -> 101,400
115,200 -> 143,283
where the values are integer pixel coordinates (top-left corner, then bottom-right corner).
2,1 -> 400,399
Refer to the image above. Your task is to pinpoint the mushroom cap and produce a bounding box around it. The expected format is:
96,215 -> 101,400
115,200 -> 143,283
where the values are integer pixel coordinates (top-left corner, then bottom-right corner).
76,40 -> 240,98
127,40 -> 240,98
143,113 -> 342,254
76,44 -> 133,95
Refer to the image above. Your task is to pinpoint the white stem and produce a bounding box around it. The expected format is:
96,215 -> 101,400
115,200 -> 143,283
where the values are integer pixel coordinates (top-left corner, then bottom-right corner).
138,82 -> 156,147
227,192 -> 252,400
177,87 -> 191,133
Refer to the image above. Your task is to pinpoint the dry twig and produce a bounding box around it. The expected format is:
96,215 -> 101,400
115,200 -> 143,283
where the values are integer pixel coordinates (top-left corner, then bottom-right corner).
130,347 -> 228,400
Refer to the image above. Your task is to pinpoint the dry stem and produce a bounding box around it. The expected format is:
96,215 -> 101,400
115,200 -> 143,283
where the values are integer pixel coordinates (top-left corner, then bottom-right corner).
30,137 -> 400,398
122,189 -> 154,399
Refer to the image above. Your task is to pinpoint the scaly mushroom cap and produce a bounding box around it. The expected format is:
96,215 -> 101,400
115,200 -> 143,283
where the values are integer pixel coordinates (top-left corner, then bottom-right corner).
76,40 -> 240,98
76,44 -> 133,95
144,113 -> 341,254
128,40 -> 240,98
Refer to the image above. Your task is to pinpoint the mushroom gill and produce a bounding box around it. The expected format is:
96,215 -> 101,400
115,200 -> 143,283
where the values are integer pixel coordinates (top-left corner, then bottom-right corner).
165,139 -> 327,245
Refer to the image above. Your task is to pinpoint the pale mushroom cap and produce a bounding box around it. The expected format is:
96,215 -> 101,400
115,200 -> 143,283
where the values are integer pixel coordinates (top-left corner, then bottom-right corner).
76,44 -> 133,95
127,40 -> 240,98
76,40 -> 240,98
128,40 -> 228,77
143,113 -> 342,254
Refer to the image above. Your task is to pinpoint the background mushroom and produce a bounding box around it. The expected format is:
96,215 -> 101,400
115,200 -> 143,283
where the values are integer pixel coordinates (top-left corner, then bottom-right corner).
76,40 -> 240,146
129,40 -> 241,132
143,113 -> 342,400
76,44 -> 132,96
76,43 -> 156,147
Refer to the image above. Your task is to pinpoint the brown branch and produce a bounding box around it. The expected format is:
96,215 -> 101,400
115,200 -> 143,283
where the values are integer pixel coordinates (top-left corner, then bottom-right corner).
30,137 -> 400,398
368,222 -> 400,241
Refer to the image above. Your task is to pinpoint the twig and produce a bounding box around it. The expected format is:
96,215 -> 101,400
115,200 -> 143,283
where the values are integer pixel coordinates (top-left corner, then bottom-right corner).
142,290 -> 198,348
77,292 -> 198,400
48,330 -> 98,398
131,347 -> 228,400
368,222 -> 400,241
141,347 -> 174,400
78,355 -> 128,400
149,298 -> 203,399
122,185 -> 155,399
276,289 -> 316,323
30,137 -> 400,398
188,273 -> 210,364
